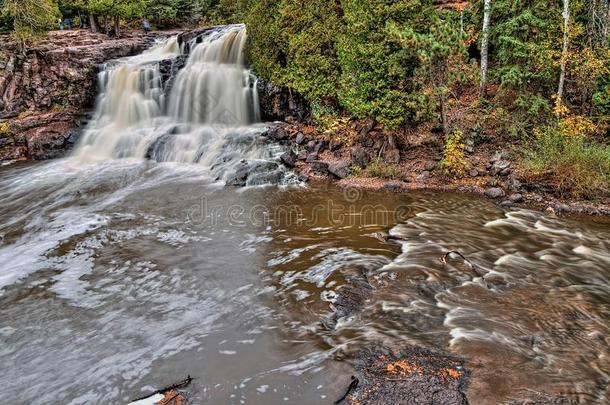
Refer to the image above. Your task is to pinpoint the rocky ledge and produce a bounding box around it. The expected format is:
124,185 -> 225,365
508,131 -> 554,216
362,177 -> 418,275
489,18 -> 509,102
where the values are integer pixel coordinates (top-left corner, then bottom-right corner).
0,29 -> 177,161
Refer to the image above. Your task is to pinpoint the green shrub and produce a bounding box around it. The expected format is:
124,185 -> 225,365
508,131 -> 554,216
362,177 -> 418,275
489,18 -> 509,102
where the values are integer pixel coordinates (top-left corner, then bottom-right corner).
440,130 -> 468,178
593,73 -> 610,115
368,159 -> 400,179
348,165 -> 362,177
524,126 -> 610,198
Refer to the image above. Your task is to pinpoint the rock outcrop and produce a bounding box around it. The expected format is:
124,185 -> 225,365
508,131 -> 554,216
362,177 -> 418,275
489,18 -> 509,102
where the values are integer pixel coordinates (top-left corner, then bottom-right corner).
256,77 -> 310,123
0,30 -> 174,161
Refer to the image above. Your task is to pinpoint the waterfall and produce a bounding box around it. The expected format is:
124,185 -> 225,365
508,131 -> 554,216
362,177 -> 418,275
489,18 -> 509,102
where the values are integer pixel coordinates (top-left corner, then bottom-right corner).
168,28 -> 260,126
74,37 -> 180,160
72,25 -> 286,186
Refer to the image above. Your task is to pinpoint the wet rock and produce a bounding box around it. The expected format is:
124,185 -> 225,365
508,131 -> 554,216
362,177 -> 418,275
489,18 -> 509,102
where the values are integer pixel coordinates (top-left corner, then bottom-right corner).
485,187 -> 505,199
499,200 -> 514,208
146,133 -> 174,161
265,126 -> 289,141
158,54 -> 188,93
328,160 -> 352,179
309,161 -> 329,174
326,279 -> 373,329
226,160 -> 280,187
345,346 -> 468,405
247,170 -> 284,186
295,132 -> 306,145
351,146 -> 369,169
280,150 -> 297,168
297,150 -> 308,161
509,193 -> 523,203
297,172 -> 310,182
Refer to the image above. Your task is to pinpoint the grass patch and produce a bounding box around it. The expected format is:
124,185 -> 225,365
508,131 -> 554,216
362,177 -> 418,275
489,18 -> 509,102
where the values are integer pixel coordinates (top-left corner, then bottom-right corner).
524,126 -> 610,199
368,159 -> 400,179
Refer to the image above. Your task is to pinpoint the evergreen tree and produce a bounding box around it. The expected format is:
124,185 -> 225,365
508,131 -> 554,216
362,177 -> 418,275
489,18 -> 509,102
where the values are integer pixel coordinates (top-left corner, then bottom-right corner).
338,0 -> 437,129
1,0 -> 60,51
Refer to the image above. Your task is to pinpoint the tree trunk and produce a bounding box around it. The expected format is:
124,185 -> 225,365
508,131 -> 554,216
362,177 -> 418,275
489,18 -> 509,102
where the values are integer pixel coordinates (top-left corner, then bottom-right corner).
90,15 -> 100,33
439,92 -> 448,134
558,0 -> 570,102
479,0 -> 492,97
114,16 -> 120,37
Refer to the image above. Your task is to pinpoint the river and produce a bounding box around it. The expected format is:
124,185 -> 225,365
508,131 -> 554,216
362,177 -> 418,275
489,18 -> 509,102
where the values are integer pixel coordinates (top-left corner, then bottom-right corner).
0,25 -> 609,405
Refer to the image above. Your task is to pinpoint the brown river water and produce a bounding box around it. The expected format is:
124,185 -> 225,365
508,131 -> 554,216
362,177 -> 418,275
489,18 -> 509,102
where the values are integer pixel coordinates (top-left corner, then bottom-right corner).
0,158 -> 608,404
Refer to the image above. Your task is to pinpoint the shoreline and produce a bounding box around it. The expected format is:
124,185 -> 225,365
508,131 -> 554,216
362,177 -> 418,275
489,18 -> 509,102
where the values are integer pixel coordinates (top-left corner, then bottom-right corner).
265,122 -> 610,219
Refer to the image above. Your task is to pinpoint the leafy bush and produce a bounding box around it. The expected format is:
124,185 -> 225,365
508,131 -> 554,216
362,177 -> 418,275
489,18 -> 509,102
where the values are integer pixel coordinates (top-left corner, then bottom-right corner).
524,126 -> 610,198
0,121 -> 10,135
593,73 -> 610,114
368,159 -> 400,179
440,130 -> 468,178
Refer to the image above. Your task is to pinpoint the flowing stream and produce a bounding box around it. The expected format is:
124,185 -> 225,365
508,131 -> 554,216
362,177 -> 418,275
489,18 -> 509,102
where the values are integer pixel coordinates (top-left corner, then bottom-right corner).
0,26 -> 609,405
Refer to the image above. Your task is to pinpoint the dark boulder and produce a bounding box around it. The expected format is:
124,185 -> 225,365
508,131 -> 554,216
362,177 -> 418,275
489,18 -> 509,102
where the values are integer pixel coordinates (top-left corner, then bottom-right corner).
264,126 -> 289,141
485,187 -> 505,199
226,160 -> 280,187
280,150 -> 297,168
328,160 -> 352,179
310,161 -> 329,174
351,146 -> 370,169
255,77 -> 310,122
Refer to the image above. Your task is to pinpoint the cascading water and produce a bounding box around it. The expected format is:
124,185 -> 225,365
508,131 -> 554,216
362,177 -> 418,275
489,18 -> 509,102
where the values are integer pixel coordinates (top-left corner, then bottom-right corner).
168,28 -> 260,125
74,25 -> 289,185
